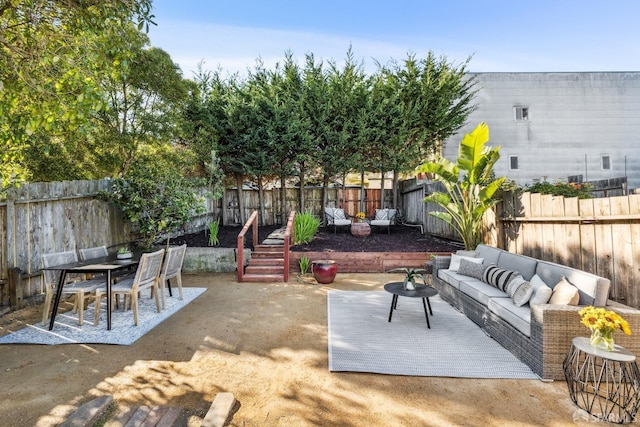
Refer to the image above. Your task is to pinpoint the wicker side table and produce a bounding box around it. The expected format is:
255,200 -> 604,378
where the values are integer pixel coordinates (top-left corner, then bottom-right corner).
563,336 -> 640,424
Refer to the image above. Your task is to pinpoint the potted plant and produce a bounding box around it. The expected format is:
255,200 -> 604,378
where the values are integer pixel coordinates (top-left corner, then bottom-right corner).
117,247 -> 133,259
387,267 -> 426,290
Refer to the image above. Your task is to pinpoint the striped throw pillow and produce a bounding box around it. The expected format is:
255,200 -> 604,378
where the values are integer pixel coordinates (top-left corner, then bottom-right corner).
483,265 -> 519,292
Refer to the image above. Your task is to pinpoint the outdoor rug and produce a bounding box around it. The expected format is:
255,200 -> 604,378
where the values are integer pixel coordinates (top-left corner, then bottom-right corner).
327,290 -> 539,379
0,287 -> 207,345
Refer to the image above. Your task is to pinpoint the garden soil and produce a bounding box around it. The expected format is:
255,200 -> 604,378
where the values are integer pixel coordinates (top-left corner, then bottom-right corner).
0,271 -> 595,426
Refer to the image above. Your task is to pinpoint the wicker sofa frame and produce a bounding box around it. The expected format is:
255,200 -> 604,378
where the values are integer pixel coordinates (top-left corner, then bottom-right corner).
432,254 -> 640,380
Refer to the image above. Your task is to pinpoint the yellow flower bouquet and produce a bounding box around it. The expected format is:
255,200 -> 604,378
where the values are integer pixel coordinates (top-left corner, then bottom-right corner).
354,212 -> 366,222
579,306 -> 631,351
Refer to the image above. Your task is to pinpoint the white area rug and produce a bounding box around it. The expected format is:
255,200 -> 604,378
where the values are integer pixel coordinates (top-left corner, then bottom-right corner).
328,290 -> 539,379
0,287 -> 206,345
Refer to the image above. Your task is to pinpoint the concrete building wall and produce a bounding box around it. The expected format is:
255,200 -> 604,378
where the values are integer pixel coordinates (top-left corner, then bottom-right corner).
443,72 -> 640,191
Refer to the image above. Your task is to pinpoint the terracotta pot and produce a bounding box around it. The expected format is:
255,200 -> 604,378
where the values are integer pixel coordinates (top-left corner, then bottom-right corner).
312,260 -> 337,284
351,222 -> 371,237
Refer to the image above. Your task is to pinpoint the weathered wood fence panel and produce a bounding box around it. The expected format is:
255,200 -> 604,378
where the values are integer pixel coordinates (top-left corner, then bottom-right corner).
400,180 -> 461,241
492,191 -> 640,308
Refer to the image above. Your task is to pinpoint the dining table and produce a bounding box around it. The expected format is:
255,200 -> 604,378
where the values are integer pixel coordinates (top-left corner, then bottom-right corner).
43,254 -> 140,331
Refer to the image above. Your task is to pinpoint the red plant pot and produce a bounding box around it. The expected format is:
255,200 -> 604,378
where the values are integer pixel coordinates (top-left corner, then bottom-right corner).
312,260 -> 337,284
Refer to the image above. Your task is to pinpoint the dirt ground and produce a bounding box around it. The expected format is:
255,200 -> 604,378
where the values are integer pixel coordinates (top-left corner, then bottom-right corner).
0,272 -> 598,427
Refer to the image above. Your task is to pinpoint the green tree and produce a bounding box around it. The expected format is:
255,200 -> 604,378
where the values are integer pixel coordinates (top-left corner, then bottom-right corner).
377,52 -> 477,207
0,0 -> 154,190
417,122 -> 505,249
101,161 -> 206,250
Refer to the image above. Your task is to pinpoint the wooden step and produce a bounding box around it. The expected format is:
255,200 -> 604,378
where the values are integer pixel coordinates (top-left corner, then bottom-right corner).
248,258 -> 284,266
241,273 -> 286,283
251,251 -> 284,258
245,265 -> 285,275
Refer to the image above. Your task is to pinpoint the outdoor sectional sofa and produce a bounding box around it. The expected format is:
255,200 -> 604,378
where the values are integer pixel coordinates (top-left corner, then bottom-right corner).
432,244 -> 640,380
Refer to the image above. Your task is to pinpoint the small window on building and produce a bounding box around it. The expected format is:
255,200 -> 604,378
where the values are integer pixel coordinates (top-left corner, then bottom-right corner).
509,155 -> 519,171
514,106 -> 529,121
602,155 -> 611,170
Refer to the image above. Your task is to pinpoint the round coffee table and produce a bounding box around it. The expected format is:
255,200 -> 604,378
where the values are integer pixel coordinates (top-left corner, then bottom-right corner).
384,281 -> 438,328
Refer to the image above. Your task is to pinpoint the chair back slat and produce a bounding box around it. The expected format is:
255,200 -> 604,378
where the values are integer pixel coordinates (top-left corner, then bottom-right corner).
132,249 -> 165,290
162,244 -> 187,280
41,250 -> 78,286
78,245 -> 108,261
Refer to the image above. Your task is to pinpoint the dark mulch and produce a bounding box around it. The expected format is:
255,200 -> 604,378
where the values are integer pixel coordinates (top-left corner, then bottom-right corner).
166,225 -> 462,253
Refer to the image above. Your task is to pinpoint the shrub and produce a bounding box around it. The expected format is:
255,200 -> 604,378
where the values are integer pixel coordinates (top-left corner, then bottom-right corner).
294,211 -> 320,245
299,256 -> 310,274
526,179 -> 593,199
208,219 -> 220,246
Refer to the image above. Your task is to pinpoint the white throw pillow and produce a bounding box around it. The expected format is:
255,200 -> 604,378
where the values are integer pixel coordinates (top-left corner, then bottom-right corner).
548,276 -> 580,305
529,274 -> 553,305
449,254 -> 483,272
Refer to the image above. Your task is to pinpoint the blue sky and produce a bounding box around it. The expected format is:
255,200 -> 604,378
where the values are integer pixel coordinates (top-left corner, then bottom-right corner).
148,0 -> 640,79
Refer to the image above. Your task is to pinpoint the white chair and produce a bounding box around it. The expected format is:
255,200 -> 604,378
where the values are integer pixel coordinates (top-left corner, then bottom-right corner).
324,207 -> 351,233
158,244 -> 187,309
370,208 -> 397,234
93,249 -> 165,326
41,250 -> 106,326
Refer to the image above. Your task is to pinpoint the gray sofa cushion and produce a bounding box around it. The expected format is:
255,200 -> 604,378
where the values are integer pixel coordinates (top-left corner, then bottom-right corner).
458,279 -> 510,306
475,244 -> 501,265
497,251 -> 538,280
535,261 -> 610,306
487,297 -> 531,337
437,269 -> 465,290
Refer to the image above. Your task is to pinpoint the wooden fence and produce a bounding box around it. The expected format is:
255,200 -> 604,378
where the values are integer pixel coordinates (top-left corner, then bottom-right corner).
400,180 -> 460,240
488,191 -> 640,308
0,181 -> 399,308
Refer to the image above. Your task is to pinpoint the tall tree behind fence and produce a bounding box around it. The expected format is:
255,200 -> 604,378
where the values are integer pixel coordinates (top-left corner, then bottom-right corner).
487,191 -> 640,309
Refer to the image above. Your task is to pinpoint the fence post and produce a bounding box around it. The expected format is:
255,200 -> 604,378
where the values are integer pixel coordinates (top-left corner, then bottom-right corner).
8,267 -> 23,309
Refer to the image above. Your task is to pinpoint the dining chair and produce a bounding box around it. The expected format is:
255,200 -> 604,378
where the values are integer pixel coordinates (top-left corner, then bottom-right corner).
78,245 -> 109,261
93,248 -> 165,326
41,250 -> 106,326
78,245 -> 134,287
158,244 -> 187,310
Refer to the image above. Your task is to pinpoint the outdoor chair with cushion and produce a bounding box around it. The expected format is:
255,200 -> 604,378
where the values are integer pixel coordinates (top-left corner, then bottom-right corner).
158,244 -> 187,309
93,248 -> 165,326
41,250 -> 106,326
324,207 -> 351,233
370,208 -> 397,234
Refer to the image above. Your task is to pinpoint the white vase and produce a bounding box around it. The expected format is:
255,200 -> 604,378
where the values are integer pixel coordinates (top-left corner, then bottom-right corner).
405,281 -> 415,290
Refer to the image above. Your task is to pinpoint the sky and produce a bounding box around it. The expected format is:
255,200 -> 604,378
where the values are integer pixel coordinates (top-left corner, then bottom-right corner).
147,0 -> 640,80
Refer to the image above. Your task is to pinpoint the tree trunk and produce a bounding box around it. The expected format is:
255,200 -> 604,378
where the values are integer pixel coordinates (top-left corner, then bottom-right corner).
258,175 -> 265,225
360,171 -> 365,213
380,169 -> 386,209
393,170 -> 400,209
280,173 -> 287,224
299,164 -> 305,214
235,173 -> 245,225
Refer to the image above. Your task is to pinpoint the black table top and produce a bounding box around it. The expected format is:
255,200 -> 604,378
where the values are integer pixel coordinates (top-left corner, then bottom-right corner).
384,281 -> 438,298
